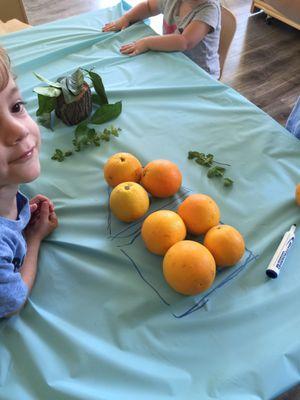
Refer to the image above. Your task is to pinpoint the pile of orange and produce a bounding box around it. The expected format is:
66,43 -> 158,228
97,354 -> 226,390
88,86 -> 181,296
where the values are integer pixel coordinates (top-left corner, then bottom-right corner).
105,153 -> 182,222
103,152 -> 245,296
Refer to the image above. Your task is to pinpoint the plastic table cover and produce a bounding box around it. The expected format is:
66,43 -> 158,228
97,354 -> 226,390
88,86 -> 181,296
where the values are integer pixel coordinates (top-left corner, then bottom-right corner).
0,2 -> 300,399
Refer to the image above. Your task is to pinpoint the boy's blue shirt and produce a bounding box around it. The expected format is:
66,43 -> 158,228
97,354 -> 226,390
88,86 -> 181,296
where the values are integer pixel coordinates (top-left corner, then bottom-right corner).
0,192 -> 30,318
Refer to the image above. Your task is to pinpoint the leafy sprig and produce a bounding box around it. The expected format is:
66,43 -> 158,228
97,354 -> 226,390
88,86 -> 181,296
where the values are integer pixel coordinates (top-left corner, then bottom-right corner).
188,151 -> 234,187
51,149 -> 73,162
223,177 -> 234,187
73,124 -> 121,152
52,125 -> 121,161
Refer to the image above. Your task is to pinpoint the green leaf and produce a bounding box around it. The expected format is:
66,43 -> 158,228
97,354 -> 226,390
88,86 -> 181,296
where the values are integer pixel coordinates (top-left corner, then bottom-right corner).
109,126 -> 121,136
92,93 -> 102,105
33,72 -> 62,88
36,94 -> 56,116
205,154 -> 214,165
197,154 -> 213,167
188,151 -> 214,167
38,113 -> 52,129
207,166 -> 226,178
91,101 -> 122,124
73,120 -> 94,149
188,151 -> 201,160
86,70 -> 108,105
99,132 -> 110,141
74,119 -> 89,138
66,69 -> 84,96
223,177 -> 234,187
34,86 -> 61,98
52,149 -> 73,162
59,77 -> 77,104
51,149 -> 65,161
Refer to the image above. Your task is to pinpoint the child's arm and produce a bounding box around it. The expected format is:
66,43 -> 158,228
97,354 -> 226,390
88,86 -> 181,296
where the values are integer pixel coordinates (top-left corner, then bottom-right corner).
120,20 -> 210,55
102,0 -> 160,32
1,201 -> 58,318
21,201 -> 58,292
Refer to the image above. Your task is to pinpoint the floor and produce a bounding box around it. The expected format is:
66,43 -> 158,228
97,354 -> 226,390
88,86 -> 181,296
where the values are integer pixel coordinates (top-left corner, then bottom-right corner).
21,0 -> 300,398
221,0 -> 300,126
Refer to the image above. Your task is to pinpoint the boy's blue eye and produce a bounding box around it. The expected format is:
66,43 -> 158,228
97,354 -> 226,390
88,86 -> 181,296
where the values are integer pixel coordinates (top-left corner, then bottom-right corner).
12,101 -> 26,113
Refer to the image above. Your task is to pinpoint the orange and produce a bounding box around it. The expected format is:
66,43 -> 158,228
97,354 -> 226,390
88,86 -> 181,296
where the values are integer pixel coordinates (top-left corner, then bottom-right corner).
204,224 -> 245,267
140,159 -> 182,198
177,194 -> 220,235
163,240 -> 216,296
141,210 -> 186,255
296,183 -> 300,206
104,152 -> 143,187
109,182 -> 149,222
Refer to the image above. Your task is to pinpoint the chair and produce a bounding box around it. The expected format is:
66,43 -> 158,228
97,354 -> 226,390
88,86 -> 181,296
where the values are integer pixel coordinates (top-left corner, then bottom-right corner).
218,5 -> 237,79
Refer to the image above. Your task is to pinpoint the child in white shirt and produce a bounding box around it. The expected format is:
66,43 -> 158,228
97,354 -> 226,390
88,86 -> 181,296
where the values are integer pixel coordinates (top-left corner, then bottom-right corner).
103,0 -> 221,79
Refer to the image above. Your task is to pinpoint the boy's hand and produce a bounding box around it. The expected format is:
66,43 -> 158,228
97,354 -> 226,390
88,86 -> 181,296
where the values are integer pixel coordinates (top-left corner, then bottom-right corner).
120,39 -> 148,56
29,194 -> 54,214
102,16 -> 130,32
25,201 -> 58,242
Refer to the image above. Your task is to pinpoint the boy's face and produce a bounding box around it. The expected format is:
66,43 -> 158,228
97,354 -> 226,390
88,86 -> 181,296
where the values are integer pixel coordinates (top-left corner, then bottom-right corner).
0,76 -> 41,187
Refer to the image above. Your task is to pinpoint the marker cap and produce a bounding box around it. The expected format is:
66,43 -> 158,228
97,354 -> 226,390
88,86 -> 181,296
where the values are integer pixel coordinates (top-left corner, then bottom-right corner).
266,269 -> 278,279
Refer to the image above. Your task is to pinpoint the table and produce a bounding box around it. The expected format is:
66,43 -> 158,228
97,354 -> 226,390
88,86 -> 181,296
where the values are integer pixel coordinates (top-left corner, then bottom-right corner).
1,2 -> 300,399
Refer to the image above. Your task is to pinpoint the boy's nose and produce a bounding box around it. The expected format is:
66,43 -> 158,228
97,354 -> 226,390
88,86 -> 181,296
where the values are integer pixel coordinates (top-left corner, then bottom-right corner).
5,118 -> 29,146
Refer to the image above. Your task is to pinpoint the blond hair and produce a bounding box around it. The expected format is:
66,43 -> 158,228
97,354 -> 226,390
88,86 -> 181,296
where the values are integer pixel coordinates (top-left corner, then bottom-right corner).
0,46 -> 11,92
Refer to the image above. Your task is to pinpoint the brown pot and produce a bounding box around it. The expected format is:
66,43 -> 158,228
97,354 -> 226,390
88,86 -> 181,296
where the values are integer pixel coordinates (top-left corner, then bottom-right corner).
55,82 -> 92,126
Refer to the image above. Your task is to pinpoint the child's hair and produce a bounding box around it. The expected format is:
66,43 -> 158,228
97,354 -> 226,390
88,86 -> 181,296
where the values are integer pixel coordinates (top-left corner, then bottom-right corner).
0,46 -> 11,92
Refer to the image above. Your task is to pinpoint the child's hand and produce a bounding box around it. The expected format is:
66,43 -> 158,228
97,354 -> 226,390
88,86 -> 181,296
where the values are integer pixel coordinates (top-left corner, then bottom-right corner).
29,195 -> 56,231
120,39 -> 148,56
25,201 -> 58,243
29,194 -> 54,214
102,16 -> 129,32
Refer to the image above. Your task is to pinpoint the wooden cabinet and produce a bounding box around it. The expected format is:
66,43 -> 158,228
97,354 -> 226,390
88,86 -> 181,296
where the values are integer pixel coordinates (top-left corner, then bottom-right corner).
0,0 -> 28,24
251,0 -> 300,30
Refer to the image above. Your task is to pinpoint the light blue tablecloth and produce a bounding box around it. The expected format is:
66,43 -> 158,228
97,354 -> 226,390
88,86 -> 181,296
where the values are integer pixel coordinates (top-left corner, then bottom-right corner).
1,2 -> 300,399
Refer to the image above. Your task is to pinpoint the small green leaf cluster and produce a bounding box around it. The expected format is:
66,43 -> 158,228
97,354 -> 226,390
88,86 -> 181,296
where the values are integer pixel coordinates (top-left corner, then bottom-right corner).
188,151 -> 234,187
51,149 -> 73,162
72,124 -> 121,152
51,125 -> 121,162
